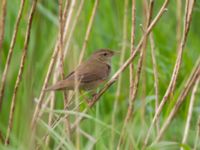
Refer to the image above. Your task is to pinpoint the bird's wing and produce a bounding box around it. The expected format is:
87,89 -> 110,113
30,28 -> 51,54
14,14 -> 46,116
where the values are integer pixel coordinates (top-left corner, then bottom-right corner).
65,60 -> 111,83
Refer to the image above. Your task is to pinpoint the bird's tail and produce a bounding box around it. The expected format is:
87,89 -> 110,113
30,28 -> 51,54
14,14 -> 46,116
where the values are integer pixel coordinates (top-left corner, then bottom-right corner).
44,80 -> 69,91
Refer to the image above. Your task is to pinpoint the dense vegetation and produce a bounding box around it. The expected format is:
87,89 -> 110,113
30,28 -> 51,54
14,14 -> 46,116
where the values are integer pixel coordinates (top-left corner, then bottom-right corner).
0,0 -> 200,149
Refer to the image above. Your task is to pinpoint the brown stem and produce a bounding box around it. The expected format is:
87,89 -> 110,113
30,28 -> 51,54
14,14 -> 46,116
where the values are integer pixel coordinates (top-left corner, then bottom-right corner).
176,0 -> 182,46
111,0 -> 129,148
58,0 -> 71,137
31,0 -> 76,130
5,0 -> 37,145
155,57 -> 200,142
129,0 -> 136,99
149,33 -> 160,132
117,0 -> 155,148
78,0 -> 99,63
0,0 -> 6,50
0,0 -> 25,111
143,0 -> 196,147
181,76 -> 200,146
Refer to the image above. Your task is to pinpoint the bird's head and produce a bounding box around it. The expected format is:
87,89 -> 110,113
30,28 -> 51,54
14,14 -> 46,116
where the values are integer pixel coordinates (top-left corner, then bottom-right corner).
91,49 -> 116,63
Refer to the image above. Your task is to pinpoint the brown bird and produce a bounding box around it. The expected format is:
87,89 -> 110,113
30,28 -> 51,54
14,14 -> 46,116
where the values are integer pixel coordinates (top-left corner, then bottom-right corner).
45,49 -> 115,92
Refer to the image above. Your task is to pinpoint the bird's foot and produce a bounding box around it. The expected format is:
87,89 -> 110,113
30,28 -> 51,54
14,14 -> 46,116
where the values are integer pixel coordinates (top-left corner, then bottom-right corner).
87,93 -> 98,107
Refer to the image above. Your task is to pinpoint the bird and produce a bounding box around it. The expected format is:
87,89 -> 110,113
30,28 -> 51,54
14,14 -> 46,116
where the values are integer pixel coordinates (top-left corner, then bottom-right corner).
45,49 -> 116,93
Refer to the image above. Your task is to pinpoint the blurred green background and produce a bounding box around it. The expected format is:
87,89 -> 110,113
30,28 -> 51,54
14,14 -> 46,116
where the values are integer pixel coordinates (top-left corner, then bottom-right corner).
0,0 -> 200,149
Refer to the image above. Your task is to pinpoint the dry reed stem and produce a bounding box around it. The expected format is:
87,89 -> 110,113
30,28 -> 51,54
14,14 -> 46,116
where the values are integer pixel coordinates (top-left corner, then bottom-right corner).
148,0 -> 160,133
47,0 -> 84,101
176,0 -> 182,46
79,0 -> 99,63
140,0 -> 149,125
133,0 -> 155,117
42,0 -> 84,125
0,0 -> 6,50
0,0 -> 25,111
129,0 -> 136,99
88,0 -> 169,108
149,33 -> 160,132
31,0 -> 76,130
5,0 -> 38,145
44,92 -> 55,146
154,57 -> 200,142
38,0 -> 77,117
194,116 -> 200,150
58,0 -> 71,137
62,0 -> 70,25
143,0 -> 196,147
181,77 -> 200,148
117,0 -> 155,148
111,0 -> 129,147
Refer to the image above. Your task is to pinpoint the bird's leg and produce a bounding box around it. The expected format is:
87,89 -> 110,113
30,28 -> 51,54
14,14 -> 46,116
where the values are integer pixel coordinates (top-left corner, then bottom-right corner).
80,90 -> 98,107
80,91 -> 90,105
87,91 -> 98,107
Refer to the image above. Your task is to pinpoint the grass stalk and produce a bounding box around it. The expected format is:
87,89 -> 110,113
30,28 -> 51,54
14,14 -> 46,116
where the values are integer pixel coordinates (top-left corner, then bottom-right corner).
0,0 -> 6,51
176,0 -> 182,46
194,116 -> 200,150
78,0 -> 99,63
117,0 -> 155,148
0,0 -> 25,111
143,0 -> 196,147
181,76 -> 200,148
129,0 -> 136,100
5,0 -> 38,145
31,0 -> 76,130
111,0 -> 129,148
149,33 -> 160,132
154,56 -> 200,142
58,0 -> 71,138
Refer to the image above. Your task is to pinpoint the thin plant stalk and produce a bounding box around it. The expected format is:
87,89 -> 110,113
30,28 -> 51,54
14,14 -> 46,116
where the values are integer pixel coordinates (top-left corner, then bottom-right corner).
181,77 -> 200,148
111,0 -> 129,148
0,0 -> 6,50
38,0 -> 77,117
5,0 -> 38,145
154,57 -> 200,142
176,0 -> 182,46
74,0 -> 99,147
117,0 -> 155,148
42,0 -> 84,129
79,0 -> 99,63
44,92 -> 55,146
58,0 -> 71,137
194,116 -> 200,150
143,0 -> 196,147
148,0 -> 160,132
31,0 -> 76,130
0,0 -> 25,111
140,0 -> 149,125
129,0 -> 136,99
149,33 -> 160,132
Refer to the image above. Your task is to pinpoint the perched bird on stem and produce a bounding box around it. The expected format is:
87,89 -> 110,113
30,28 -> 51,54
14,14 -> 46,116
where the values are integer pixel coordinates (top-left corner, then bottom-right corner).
45,49 -> 116,105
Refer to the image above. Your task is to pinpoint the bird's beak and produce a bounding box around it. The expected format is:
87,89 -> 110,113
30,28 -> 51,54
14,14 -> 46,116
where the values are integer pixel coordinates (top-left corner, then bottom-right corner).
113,51 -> 120,55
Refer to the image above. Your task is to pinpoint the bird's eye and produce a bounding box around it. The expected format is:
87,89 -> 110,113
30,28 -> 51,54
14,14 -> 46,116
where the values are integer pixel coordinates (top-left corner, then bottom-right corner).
103,53 -> 108,56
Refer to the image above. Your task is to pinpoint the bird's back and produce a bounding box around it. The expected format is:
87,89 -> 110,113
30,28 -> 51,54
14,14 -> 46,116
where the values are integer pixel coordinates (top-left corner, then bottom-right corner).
45,59 -> 111,91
